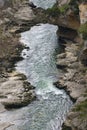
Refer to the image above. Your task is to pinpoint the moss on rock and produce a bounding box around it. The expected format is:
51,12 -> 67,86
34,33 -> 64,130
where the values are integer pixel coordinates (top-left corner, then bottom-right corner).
73,100 -> 87,118
59,4 -> 69,14
78,23 -> 87,40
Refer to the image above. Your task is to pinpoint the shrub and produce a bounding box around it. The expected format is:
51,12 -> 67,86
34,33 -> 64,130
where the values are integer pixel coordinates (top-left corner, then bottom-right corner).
46,4 -> 69,17
46,5 -> 60,17
73,100 -> 87,118
59,4 -> 69,14
69,0 -> 79,15
78,23 -> 87,40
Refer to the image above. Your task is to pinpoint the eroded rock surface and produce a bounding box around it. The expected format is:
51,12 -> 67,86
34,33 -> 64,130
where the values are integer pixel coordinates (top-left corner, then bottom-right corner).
0,71 -> 36,108
14,6 -> 35,21
55,39 -> 87,130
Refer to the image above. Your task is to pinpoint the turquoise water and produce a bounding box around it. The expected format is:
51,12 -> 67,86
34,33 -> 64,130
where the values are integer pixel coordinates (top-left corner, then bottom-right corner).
0,1 -> 73,130
29,0 -> 56,9
0,24 -> 73,130
15,24 -> 72,130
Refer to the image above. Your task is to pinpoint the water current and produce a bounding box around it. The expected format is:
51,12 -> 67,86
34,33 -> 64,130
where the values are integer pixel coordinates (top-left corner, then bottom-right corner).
0,1 -> 73,130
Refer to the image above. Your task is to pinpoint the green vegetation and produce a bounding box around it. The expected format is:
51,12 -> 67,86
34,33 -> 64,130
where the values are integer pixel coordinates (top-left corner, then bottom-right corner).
78,23 -> 87,40
83,90 -> 87,97
73,100 -> 87,118
70,0 -> 87,4
46,0 -> 81,17
46,5 -> 60,17
0,27 -> 7,40
46,4 -> 69,17
59,4 -> 69,14
69,0 -> 79,15
69,0 -> 76,5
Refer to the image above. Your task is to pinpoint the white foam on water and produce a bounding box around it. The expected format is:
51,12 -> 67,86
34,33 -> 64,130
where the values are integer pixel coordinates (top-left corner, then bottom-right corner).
29,0 -> 56,9
12,23 -> 73,130
36,80 -> 63,99
16,24 -> 60,96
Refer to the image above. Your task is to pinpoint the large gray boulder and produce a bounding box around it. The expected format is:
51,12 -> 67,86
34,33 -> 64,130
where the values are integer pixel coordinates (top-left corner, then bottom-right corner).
57,0 -> 71,6
0,0 -> 28,8
0,72 -> 36,108
14,6 -> 35,21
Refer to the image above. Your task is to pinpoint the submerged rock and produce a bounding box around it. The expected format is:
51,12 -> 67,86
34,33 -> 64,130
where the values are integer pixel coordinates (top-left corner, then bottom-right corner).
29,1 -> 36,8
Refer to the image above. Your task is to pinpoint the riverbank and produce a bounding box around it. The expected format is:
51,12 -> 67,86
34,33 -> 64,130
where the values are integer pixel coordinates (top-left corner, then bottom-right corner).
53,1 -> 87,129
0,0 -> 48,110
54,38 -> 87,130
0,2 -> 37,129
0,0 -> 38,110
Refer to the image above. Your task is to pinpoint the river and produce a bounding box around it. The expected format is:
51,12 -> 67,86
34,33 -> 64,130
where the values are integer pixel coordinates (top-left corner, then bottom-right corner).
29,0 -> 57,9
7,24 -> 73,130
0,1 -> 73,130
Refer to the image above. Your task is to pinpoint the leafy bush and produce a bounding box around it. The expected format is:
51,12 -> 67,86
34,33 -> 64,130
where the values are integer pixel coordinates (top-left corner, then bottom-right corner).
79,23 -> 87,40
73,100 -> 87,118
46,5 -> 60,17
46,4 -> 69,17
69,0 -> 79,15
59,4 -> 69,14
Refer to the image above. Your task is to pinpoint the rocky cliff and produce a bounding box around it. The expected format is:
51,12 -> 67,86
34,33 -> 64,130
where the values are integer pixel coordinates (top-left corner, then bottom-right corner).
0,0 -> 27,8
54,1 -> 87,130
0,0 -> 37,110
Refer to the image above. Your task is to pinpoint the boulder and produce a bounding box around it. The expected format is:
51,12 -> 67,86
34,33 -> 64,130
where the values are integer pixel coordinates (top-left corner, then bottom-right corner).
0,72 -> 36,108
64,81 -> 86,99
14,6 -> 35,21
56,55 -> 77,68
57,53 -> 66,59
0,0 -> 28,8
57,0 -> 71,6
79,3 -> 87,24
0,122 -> 12,130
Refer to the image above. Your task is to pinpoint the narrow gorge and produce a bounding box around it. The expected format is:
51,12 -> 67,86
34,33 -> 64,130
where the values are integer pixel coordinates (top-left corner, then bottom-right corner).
0,0 -> 87,130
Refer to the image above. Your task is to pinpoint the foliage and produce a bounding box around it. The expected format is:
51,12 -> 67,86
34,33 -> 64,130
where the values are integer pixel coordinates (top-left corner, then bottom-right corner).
73,100 -> 87,118
69,0 -> 79,15
78,23 -> 87,40
69,0 -> 77,5
46,4 -> 70,17
59,4 -> 69,14
46,5 -> 60,17
70,0 -> 87,3
0,26 -> 8,41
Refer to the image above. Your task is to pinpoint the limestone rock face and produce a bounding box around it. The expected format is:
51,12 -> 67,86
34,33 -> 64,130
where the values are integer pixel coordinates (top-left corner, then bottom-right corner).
56,39 -> 87,130
62,110 -> 87,130
14,6 -> 35,21
0,72 -> 36,108
0,0 -> 28,8
0,122 -> 12,130
56,43 -> 78,69
52,11 -> 80,30
57,26 -> 79,41
57,0 -> 71,6
79,3 -> 87,24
